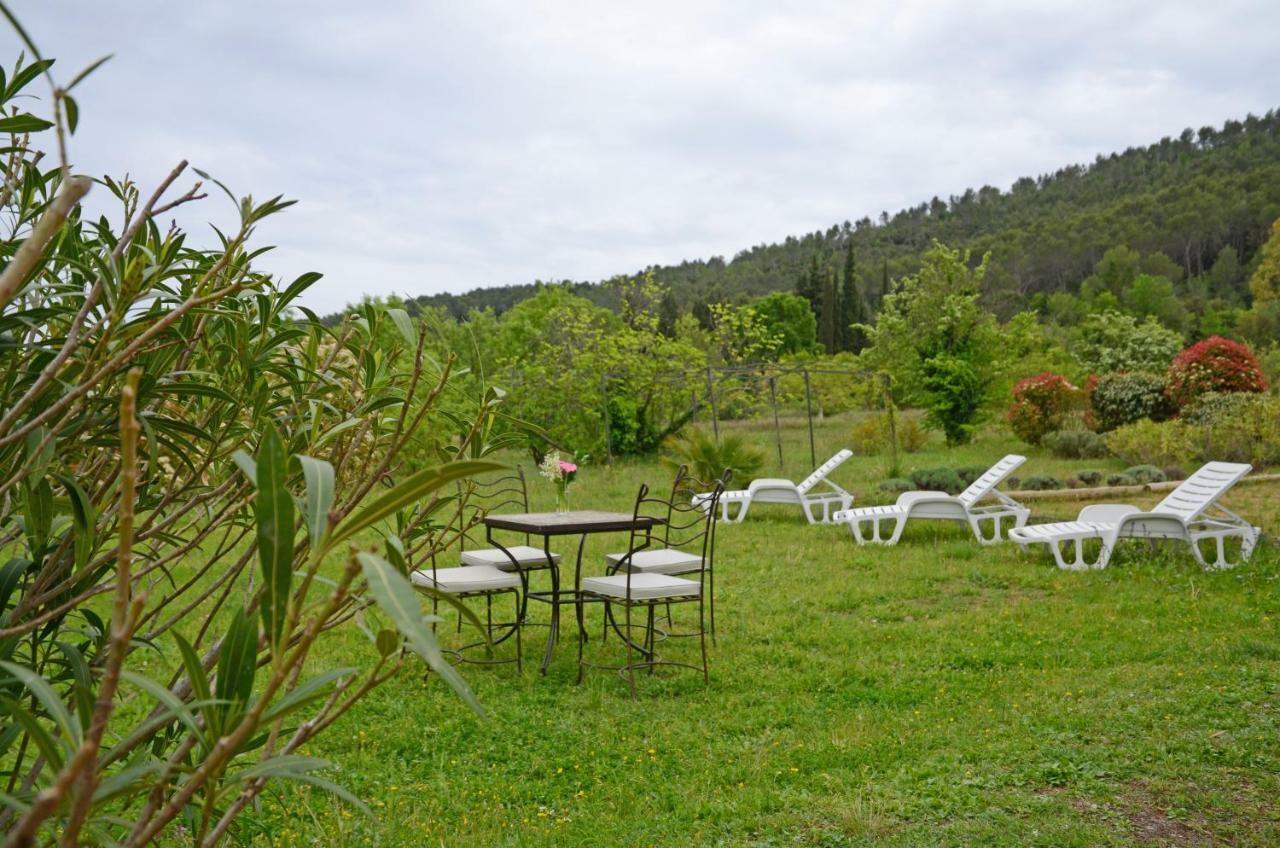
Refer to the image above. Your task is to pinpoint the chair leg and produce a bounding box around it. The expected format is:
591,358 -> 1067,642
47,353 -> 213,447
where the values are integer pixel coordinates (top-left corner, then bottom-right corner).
699,595 -> 709,684
645,605 -> 657,675
575,596 -> 587,685
624,603 -> 637,699
514,591 -> 523,674
708,567 -> 716,646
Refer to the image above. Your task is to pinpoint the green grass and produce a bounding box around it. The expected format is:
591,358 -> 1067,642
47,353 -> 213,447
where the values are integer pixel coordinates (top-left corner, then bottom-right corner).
242,418 -> 1280,847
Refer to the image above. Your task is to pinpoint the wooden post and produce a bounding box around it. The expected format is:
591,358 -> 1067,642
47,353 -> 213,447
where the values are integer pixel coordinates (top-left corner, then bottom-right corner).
768,375 -> 784,470
802,368 -> 817,470
705,366 -> 720,443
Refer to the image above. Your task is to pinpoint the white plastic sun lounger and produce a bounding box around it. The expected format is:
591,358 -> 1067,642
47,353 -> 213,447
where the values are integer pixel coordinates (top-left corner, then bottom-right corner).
1009,461 -> 1259,571
695,449 -> 854,524
832,454 -> 1029,545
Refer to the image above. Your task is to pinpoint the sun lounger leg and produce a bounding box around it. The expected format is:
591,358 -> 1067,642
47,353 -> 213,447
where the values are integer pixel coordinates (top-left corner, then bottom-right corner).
1050,537 -> 1110,571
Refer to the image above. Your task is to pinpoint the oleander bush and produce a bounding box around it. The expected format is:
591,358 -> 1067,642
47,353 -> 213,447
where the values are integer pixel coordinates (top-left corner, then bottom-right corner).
0,45 -> 516,846
1165,336 -> 1268,409
1043,429 -> 1111,459
1089,371 -> 1174,432
1006,372 -> 1080,445
1107,473 -> 1138,486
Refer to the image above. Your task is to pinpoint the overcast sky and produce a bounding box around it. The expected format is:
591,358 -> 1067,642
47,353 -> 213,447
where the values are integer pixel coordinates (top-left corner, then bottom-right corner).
9,2 -> 1280,313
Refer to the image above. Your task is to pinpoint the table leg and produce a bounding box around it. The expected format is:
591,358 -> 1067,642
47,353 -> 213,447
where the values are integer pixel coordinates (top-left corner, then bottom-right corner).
541,534 -> 558,675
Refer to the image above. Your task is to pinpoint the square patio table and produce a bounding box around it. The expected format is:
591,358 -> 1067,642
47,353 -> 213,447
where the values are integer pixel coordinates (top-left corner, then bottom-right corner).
483,510 -> 662,674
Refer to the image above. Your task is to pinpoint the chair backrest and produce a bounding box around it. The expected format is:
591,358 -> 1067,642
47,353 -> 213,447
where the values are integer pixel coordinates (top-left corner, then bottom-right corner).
456,466 -> 531,550
796,449 -> 853,494
1152,461 -> 1252,521
668,464 -> 732,549
957,454 -> 1026,507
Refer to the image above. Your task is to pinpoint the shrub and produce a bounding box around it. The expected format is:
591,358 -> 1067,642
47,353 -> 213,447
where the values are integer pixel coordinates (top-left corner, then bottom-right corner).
1064,475 -> 1084,488
1077,469 -> 1103,486
1020,474 -> 1063,491
662,427 -> 764,483
1006,372 -> 1081,445
1006,476 -> 1022,490
1163,465 -> 1187,481
908,467 -> 965,494
956,466 -> 990,486
1043,429 -> 1111,459
1104,419 -> 1193,467
879,477 -> 914,493
1089,371 -> 1173,431
1182,393 -> 1280,467
1107,473 -> 1137,486
897,416 -> 928,452
1165,336 -> 1268,408
851,413 -> 928,456
1124,464 -> 1166,484
1072,310 -> 1184,373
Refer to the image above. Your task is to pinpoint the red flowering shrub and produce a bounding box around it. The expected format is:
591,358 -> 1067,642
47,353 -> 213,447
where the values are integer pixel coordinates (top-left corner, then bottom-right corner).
1006,372 -> 1081,445
1165,336 -> 1268,408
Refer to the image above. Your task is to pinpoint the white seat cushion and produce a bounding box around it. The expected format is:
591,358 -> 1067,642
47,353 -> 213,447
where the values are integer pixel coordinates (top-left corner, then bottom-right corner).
460,545 -> 560,571
411,565 -> 520,594
604,548 -> 703,575
581,573 -> 701,601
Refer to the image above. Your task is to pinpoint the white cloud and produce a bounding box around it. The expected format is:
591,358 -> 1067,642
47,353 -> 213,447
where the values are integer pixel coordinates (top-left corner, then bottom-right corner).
7,1 -> 1279,312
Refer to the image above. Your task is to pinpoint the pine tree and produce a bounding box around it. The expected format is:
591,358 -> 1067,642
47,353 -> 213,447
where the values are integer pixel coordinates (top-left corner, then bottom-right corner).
879,259 -> 891,310
657,292 -> 680,338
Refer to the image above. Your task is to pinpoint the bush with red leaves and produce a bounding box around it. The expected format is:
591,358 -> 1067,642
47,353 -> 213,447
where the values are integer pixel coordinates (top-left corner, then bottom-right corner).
1165,336 -> 1268,408
1007,372 -> 1081,445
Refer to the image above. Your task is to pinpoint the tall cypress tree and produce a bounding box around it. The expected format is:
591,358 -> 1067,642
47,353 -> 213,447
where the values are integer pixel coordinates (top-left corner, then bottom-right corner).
879,259 -> 891,310
819,266 -> 839,354
796,252 -> 822,316
839,242 -> 859,351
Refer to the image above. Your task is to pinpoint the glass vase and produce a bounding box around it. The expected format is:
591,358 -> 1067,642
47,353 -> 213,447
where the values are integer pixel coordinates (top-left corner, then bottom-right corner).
555,483 -> 570,514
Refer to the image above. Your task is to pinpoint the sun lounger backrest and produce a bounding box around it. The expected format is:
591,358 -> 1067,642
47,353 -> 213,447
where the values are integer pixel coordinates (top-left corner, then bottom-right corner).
1152,461 -> 1251,520
796,449 -> 853,494
957,454 -> 1026,507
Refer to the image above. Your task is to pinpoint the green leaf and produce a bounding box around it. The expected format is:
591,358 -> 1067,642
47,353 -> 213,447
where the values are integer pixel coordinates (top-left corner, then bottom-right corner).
261,667 -> 356,724
55,473 -> 96,572
231,449 -> 256,482
0,113 -> 53,133
66,53 -> 112,91
62,93 -> 77,134
296,455 -> 334,549
387,308 -> 416,347
0,661 -> 81,746
254,425 -> 295,648
0,694 -> 67,769
115,670 -> 214,752
329,460 -> 506,548
214,607 -> 258,726
356,552 -> 481,715
171,633 -> 216,736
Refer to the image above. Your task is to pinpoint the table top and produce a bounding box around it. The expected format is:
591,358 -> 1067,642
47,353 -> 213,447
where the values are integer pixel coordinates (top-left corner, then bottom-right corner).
483,510 -> 660,535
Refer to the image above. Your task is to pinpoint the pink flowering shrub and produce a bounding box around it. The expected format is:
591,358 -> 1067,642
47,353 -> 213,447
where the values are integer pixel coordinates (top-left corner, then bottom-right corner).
1165,336 -> 1268,408
1006,372 -> 1080,445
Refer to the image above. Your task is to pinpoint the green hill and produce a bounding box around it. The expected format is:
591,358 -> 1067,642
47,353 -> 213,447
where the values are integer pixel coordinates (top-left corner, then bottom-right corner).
394,110 -> 1280,321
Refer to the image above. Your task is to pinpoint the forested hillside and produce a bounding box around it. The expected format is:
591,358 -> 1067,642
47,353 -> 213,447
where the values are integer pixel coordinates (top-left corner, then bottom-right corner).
400,110 -> 1280,322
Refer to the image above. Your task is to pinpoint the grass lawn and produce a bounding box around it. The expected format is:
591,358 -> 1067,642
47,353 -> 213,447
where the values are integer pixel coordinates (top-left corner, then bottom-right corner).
242,417 -> 1280,847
